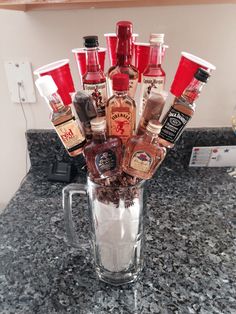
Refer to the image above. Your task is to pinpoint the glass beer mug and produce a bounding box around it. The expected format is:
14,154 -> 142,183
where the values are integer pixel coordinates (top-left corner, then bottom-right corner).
63,177 -> 146,285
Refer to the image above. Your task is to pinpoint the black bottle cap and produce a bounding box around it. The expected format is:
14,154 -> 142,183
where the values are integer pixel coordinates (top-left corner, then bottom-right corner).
194,68 -> 210,83
83,36 -> 99,48
73,91 -> 97,122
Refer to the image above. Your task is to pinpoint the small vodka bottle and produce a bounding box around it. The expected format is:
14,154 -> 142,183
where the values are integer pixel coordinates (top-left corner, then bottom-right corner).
106,73 -> 136,145
83,117 -> 122,180
82,36 -> 107,117
139,33 -> 166,115
122,120 -> 166,180
137,89 -> 167,135
107,21 -> 139,98
73,91 -> 97,140
159,68 -> 210,148
35,75 -> 86,157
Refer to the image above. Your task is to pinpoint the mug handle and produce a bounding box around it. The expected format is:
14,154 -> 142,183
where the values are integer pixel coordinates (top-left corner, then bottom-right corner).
62,183 -> 87,248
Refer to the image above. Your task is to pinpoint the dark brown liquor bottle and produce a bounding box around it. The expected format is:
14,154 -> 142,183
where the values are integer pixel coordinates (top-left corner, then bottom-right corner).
83,117 -> 122,180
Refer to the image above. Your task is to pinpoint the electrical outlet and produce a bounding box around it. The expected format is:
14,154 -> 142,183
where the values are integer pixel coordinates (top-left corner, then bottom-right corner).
4,61 -> 36,103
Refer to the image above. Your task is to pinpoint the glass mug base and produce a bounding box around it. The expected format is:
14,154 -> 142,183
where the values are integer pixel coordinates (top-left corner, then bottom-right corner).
96,262 -> 144,286
63,177 -> 146,286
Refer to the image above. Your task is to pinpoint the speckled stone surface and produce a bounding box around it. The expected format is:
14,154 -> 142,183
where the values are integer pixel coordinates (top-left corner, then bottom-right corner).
1,128 -> 236,313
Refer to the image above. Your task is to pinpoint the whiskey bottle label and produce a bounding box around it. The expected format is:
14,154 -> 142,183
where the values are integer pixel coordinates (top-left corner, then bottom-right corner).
140,76 -> 165,114
83,82 -> 107,117
95,149 -> 117,173
130,151 -> 152,173
110,108 -> 133,143
55,118 -> 85,150
128,78 -> 138,98
159,107 -> 191,143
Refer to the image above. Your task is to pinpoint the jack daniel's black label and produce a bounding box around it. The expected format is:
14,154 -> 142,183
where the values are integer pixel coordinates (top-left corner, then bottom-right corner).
159,107 -> 191,143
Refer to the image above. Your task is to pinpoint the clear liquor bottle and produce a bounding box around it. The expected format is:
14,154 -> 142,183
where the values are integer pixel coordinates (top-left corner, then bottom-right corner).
35,75 -> 86,157
159,68 -> 210,148
107,21 -> 139,99
106,73 -> 136,145
82,36 -> 107,117
139,33 -> 166,115
83,117 -> 122,180
137,89 -> 167,135
122,120 -> 166,180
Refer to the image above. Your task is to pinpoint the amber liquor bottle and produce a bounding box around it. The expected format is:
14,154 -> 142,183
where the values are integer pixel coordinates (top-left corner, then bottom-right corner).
137,89 -> 167,135
159,68 -> 210,148
139,33 -> 166,115
122,120 -> 166,180
82,36 -> 107,117
106,73 -> 136,145
35,76 -> 86,157
83,117 -> 122,180
107,21 -> 139,98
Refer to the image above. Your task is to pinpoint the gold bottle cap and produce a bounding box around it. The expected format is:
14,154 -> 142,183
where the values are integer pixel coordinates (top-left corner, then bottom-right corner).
146,120 -> 162,134
91,117 -> 106,131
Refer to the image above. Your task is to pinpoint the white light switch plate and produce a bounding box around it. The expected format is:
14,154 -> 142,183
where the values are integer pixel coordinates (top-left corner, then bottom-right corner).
189,146 -> 236,167
4,61 -> 36,103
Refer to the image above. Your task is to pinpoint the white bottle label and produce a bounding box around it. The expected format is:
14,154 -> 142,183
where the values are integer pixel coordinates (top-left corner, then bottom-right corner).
55,118 -> 85,150
128,78 -> 138,99
84,82 -> 107,117
139,76 -> 165,115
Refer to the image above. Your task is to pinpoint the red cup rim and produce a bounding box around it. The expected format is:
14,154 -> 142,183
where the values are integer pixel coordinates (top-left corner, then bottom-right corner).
71,47 -> 107,53
181,52 -> 216,70
104,33 -> 139,37
34,59 -> 69,75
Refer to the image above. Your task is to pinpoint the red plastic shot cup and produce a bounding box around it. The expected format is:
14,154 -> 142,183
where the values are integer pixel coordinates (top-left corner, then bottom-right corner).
34,59 -> 75,105
133,42 -> 150,83
170,52 -> 216,97
104,33 -> 138,67
72,47 -> 106,85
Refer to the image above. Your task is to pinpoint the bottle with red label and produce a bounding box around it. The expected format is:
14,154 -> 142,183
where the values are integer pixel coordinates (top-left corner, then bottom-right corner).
107,21 -> 139,99
83,117 -> 122,181
122,120 -> 166,180
159,68 -> 210,148
35,75 -> 86,157
82,35 -> 107,117
139,33 -> 166,115
106,73 -> 136,145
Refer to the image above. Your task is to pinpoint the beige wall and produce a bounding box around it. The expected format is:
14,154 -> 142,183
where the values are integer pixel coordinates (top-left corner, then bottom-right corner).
0,4 -> 235,209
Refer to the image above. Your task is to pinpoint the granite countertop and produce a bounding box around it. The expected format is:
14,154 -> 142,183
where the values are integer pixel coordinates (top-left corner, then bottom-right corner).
0,128 -> 236,313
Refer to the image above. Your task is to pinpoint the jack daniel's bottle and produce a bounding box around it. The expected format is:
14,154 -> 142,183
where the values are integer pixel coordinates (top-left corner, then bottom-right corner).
159,68 -> 210,148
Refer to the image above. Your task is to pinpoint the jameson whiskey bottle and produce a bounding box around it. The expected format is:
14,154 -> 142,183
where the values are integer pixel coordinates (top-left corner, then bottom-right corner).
106,73 -> 136,145
82,36 -> 107,117
159,68 -> 210,148
107,21 -> 139,98
122,120 -> 166,180
139,33 -> 166,115
83,117 -> 122,180
35,75 -> 86,157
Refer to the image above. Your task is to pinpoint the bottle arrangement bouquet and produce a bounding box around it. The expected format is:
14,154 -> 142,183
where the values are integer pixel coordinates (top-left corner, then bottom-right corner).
35,20 -> 216,285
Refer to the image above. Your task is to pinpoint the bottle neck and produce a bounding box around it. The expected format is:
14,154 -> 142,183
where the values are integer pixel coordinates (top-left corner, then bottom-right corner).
92,130 -> 107,143
114,90 -> 128,97
148,42 -> 162,66
116,37 -> 132,66
144,129 -> 159,143
86,47 -> 100,72
47,93 -> 65,112
180,77 -> 206,104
